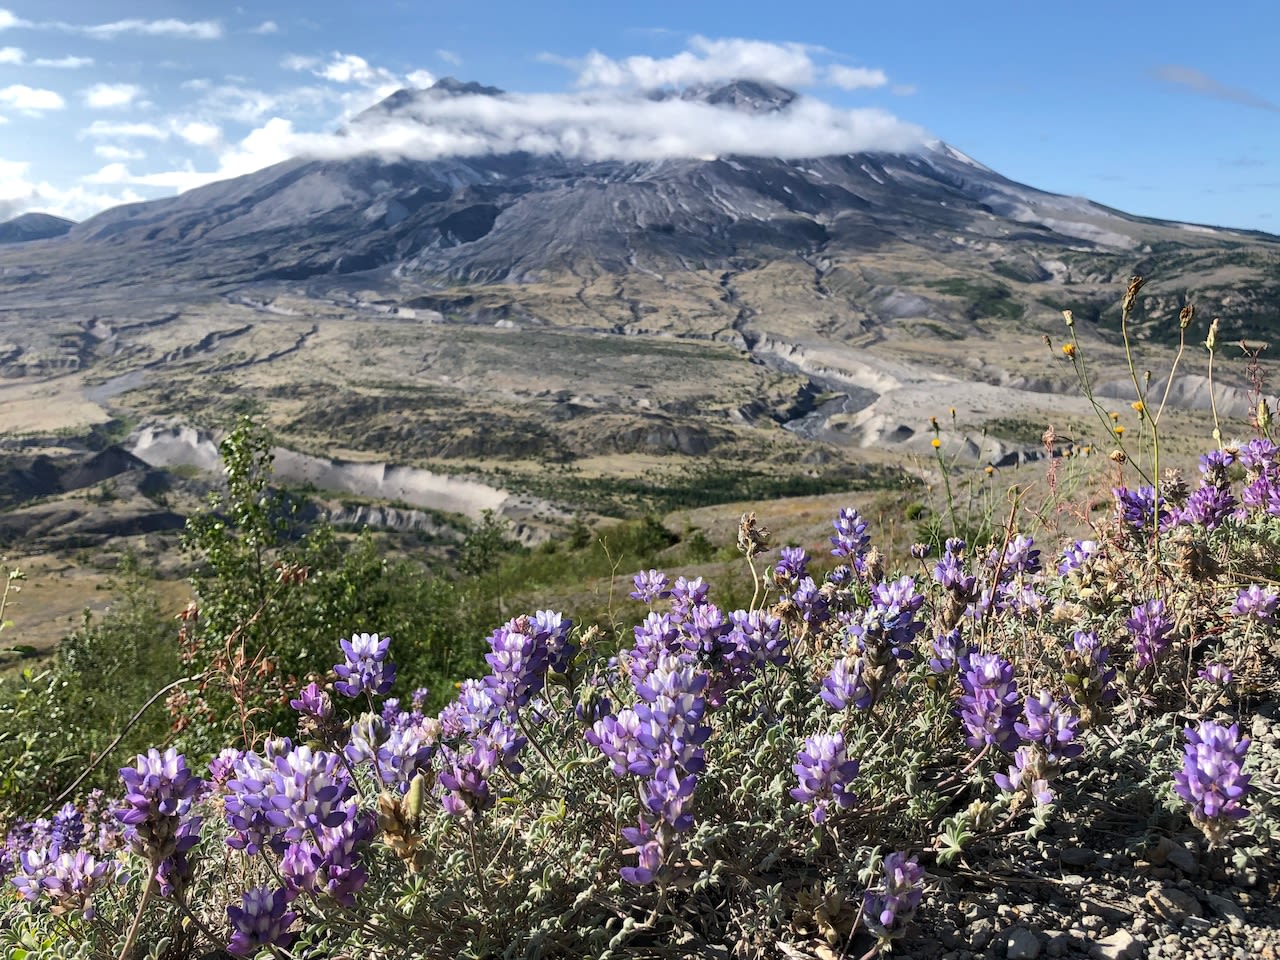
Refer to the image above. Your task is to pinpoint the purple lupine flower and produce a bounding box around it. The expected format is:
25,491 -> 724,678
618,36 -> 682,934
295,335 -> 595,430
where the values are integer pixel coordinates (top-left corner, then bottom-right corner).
790,732 -> 860,825
437,741 -> 498,818
721,609 -> 788,676
790,576 -> 830,625
830,506 -> 871,561
669,576 -> 709,619
684,602 -> 729,658
1230,584 -> 1278,623
154,814 -> 202,897
994,534 -> 1041,576
957,653 -> 1020,752
864,852 -> 925,941
932,543 -> 977,598
280,812 -> 373,906
531,609 -> 575,675
484,615 -> 553,707
438,679 -> 505,739
38,849 -> 115,919
928,629 -> 969,675
1173,721 -> 1252,845
290,681 -> 333,720
1017,690 -> 1084,761
1237,438 -> 1278,474
333,632 -> 396,698
1199,449 -> 1236,487
619,819 -> 664,887
115,748 -> 204,862
630,569 -> 671,604
1175,484 -> 1237,530
50,802 -> 84,854
1198,662 -> 1234,685
1058,539 -> 1098,576
994,746 -> 1055,806
10,845 -> 54,902
375,719 -> 437,791
1065,630 -> 1117,702
267,745 -> 355,843
226,886 -> 298,956
866,575 -> 926,659
909,542 -> 931,560
1241,474 -> 1280,517
772,546 -> 809,585
1113,485 -> 1168,532
1127,599 -> 1174,669
585,708 -> 645,778
820,655 -> 874,711
223,750 -> 284,856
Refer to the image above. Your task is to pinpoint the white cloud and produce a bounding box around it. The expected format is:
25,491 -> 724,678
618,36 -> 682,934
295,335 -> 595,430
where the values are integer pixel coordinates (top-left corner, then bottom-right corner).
94,144 -> 144,161
176,120 -> 221,148
83,161 -> 128,183
1,155 -> 145,221
251,20 -> 279,35
0,45 -> 21,63
406,69 -> 436,88
437,49 -> 461,66
33,54 -> 94,68
83,82 -> 143,109
0,10 -> 27,30
82,119 -> 168,139
568,36 -> 820,89
317,53 -> 397,88
826,64 -> 888,91
79,18 -> 222,40
282,54 -> 317,72
0,84 -> 65,113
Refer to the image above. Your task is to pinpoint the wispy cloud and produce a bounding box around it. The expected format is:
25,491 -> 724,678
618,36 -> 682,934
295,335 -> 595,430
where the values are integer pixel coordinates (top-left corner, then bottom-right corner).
562,36 -> 820,89
1,155 -> 145,221
82,120 -> 168,139
82,82 -> 144,109
1150,65 -> 1278,112
93,144 -> 144,161
76,18 -> 222,40
0,84 -> 65,113
826,64 -> 888,91
0,44 -> 19,63
0,8 -> 221,40
437,48 -> 461,66
251,21 -> 279,36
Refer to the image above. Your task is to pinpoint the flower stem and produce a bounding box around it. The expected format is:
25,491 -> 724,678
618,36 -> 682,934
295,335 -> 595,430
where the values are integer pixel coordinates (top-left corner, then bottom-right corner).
117,870 -> 156,960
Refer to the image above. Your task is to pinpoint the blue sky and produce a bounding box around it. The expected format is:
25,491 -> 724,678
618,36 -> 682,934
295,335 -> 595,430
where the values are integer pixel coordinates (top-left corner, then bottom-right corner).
0,1 -> 1277,232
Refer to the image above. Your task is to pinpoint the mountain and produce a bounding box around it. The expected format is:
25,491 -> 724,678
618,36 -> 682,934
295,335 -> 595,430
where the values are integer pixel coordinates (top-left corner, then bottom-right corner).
0,212 -> 75,244
0,78 -> 1276,522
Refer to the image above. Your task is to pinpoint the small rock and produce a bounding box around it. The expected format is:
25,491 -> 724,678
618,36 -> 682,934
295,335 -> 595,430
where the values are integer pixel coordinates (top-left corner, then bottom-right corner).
1005,928 -> 1042,960
1147,837 -> 1175,866
941,927 -> 964,950
1090,930 -> 1144,960
1203,894 -> 1246,931
1061,874 -> 1088,888
1081,898 -> 1135,924
1146,886 -> 1203,924
1061,846 -> 1096,867
1166,844 -> 1200,874
1044,933 -> 1068,958
969,918 -> 994,950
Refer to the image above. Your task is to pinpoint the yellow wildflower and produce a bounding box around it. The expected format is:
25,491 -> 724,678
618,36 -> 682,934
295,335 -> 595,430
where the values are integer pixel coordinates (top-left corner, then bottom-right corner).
931,438 -> 942,449
1061,343 -> 1077,359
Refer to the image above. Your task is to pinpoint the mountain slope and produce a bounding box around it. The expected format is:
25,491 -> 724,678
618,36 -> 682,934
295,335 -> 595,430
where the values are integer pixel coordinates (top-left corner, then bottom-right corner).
0,212 -> 75,244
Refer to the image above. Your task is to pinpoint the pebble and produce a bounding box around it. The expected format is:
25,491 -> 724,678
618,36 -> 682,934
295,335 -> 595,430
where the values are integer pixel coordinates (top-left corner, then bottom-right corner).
1203,894 -> 1247,931
1090,929 -> 1144,960
1061,846 -> 1096,867
1167,844 -> 1200,875
968,918 -> 994,949
1081,898 -> 1135,924
1147,886 -> 1204,924
1005,928 -> 1042,960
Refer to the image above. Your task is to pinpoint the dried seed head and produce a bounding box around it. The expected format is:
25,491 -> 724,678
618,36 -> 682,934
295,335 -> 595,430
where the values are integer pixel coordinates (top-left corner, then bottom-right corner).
1122,276 -> 1146,317
1110,449 -> 1127,464
1206,317 -> 1220,351
736,511 -> 771,558
1162,468 -> 1188,507
1062,309 -> 1075,328
1258,398 -> 1273,430
1179,304 -> 1195,329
